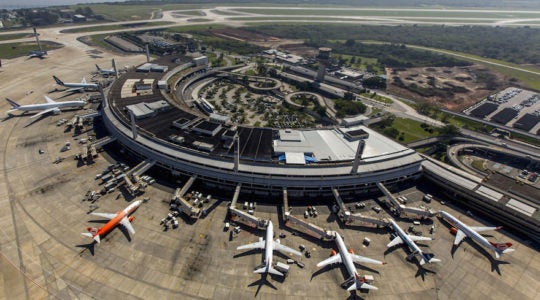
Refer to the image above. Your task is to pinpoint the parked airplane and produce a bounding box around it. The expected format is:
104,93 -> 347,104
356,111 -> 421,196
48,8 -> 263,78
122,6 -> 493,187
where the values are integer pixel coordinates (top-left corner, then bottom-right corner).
28,27 -> 47,59
387,219 -> 441,265
82,200 -> 142,243
236,221 -> 302,276
96,59 -> 117,76
440,211 -> 514,258
316,232 -> 385,291
5,96 -> 86,119
53,75 -> 99,93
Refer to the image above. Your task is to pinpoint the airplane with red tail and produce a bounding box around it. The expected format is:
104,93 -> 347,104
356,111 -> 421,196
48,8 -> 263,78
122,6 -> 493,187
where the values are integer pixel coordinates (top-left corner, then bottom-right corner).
82,200 -> 142,243
440,211 -> 514,259
316,232 -> 385,291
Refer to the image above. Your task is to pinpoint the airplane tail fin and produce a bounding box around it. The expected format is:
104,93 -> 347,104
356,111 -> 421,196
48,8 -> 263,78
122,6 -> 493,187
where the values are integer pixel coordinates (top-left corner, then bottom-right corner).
96,64 -> 101,71
82,227 -> 101,243
347,274 -> 378,291
5,98 -> 20,108
490,242 -> 513,258
112,59 -> 117,74
53,76 -> 64,86
422,253 -> 441,264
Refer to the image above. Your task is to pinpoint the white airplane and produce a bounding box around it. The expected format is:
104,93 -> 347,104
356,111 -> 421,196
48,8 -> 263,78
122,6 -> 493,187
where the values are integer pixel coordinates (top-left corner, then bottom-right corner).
82,200 -> 142,243
316,232 -> 385,291
96,59 -> 117,76
236,221 -> 302,276
5,96 -> 86,119
387,219 -> 441,265
53,75 -> 99,93
440,211 -> 514,258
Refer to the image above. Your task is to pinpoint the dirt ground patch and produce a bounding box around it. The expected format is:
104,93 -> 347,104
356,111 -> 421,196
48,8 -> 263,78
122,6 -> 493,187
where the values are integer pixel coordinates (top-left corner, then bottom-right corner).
386,65 -> 514,111
211,28 -> 279,43
278,43 -> 318,57
210,28 -> 308,51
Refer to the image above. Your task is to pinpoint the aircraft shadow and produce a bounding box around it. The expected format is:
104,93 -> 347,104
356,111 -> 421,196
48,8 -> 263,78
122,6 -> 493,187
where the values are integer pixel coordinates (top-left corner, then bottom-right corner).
76,241 -> 96,256
413,259 -> 437,281
117,225 -> 133,242
248,273 -> 277,297
462,239 -> 510,275
88,219 -> 110,224
346,291 -> 366,300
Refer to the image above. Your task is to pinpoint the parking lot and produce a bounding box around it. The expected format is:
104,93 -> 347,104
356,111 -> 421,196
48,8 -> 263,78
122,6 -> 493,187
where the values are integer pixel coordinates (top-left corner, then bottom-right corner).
465,87 -> 540,134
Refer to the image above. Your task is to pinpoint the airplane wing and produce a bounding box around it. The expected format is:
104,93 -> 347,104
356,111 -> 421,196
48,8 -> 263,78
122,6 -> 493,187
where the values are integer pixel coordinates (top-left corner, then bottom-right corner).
91,212 -> 117,219
30,108 -> 60,119
316,255 -> 342,268
273,242 -> 302,256
469,226 -> 498,233
387,236 -> 403,247
351,254 -> 385,265
120,216 -> 135,234
236,240 -> 265,251
453,229 -> 467,245
409,235 -> 433,242
348,281 -> 378,291
44,96 -> 56,104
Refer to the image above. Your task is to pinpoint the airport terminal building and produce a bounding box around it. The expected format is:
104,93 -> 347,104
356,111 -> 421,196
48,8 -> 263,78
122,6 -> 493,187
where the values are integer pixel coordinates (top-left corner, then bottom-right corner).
101,63 -> 423,198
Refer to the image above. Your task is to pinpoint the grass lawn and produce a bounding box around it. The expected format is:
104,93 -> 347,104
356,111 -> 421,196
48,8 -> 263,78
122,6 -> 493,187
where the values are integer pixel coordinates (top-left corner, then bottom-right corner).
0,42 -> 62,59
393,117 -> 439,143
360,92 -> 393,104
86,33 -> 120,53
0,33 -> 29,42
370,117 -> 439,144
471,159 -> 486,171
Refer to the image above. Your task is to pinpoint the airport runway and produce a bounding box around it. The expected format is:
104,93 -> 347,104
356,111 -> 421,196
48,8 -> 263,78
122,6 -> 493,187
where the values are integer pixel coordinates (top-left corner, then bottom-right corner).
0,20 -> 538,300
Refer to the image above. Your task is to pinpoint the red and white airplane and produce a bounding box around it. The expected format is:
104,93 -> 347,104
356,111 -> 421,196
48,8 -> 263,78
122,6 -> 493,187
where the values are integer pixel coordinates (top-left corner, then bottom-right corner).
82,200 -> 142,243
316,232 -> 385,291
440,211 -> 514,258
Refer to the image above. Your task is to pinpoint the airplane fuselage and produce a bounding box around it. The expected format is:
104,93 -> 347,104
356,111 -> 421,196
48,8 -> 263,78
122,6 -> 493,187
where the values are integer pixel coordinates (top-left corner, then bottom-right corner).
263,221 -> 275,272
62,82 -> 98,90
389,219 -> 425,259
335,233 -> 358,279
93,201 -> 141,238
11,100 -> 85,112
440,211 -> 497,252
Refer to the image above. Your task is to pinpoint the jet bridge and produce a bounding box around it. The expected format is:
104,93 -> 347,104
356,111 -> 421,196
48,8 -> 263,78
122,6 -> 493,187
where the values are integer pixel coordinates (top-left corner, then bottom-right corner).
173,188 -> 201,219
284,212 -> 335,240
376,182 -> 437,218
229,207 -> 267,229
282,187 -> 335,240
376,182 -> 402,210
92,136 -> 117,149
332,187 -> 388,227
229,183 -> 242,209
129,158 -> 156,179
177,175 -> 197,198
346,213 -> 389,227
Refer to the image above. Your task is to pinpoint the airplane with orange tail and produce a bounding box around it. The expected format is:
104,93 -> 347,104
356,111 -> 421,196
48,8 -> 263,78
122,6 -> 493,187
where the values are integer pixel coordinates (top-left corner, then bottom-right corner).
82,200 -> 142,243
440,211 -> 514,259
316,232 -> 385,291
